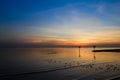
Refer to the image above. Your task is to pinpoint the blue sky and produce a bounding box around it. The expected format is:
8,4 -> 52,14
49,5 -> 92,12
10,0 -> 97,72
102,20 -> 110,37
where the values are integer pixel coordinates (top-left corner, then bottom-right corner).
0,0 -> 120,47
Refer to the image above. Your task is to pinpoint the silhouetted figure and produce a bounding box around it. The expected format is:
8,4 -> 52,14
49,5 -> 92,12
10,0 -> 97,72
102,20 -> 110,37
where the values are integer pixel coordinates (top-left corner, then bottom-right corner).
93,45 -> 96,50
93,46 -> 96,61
93,52 -> 96,60
78,46 -> 81,58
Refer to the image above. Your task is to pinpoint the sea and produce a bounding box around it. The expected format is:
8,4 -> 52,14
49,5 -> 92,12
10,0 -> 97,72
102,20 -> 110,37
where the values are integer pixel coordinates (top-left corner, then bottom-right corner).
0,47 -> 120,80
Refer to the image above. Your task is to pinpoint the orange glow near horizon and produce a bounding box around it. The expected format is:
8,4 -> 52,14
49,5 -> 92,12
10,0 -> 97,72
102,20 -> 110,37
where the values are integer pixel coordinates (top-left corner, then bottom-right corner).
27,37 -> 120,47
29,39 -> 92,47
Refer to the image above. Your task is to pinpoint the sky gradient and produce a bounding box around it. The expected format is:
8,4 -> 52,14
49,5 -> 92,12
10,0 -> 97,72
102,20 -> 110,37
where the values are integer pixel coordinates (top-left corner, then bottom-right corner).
0,0 -> 120,47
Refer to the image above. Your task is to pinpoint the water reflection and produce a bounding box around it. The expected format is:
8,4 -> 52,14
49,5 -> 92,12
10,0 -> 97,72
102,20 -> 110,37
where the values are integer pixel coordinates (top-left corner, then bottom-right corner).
0,48 -> 120,80
93,52 -> 96,61
78,47 -> 81,58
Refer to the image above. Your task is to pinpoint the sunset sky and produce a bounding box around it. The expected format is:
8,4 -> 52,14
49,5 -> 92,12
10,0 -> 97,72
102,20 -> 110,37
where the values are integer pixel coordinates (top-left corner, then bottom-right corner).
0,0 -> 120,47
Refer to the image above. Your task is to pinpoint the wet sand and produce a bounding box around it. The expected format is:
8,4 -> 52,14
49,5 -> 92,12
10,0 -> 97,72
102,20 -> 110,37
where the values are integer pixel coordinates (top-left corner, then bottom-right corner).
0,62 -> 120,80
106,75 -> 120,80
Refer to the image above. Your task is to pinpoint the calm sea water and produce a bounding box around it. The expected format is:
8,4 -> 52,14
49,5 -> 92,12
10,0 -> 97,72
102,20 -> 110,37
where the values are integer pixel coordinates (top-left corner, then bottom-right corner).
0,47 -> 120,80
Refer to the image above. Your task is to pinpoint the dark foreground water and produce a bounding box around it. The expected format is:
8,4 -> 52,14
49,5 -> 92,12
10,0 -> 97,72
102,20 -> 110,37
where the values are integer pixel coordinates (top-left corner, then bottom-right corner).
0,47 -> 120,80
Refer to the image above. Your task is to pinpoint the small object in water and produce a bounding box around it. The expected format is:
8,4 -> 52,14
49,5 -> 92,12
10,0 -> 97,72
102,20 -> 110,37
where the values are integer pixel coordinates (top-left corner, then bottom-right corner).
95,68 -> 97,71
90,65 -> 92,68
113,67 -> 117,71
117,68 -> 119,71
59,61 -> 61,63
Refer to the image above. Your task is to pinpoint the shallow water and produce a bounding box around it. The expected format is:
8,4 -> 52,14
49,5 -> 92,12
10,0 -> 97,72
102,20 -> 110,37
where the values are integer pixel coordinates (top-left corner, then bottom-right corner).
0,47 -> 120,80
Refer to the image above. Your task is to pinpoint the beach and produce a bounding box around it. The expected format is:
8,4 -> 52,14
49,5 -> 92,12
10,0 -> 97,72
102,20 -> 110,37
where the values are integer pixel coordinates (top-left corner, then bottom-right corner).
0,61 -> 120,80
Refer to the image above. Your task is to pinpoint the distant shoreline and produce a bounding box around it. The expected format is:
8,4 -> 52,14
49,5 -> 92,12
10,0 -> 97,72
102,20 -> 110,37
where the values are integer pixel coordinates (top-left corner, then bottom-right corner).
93,49 -> 120,52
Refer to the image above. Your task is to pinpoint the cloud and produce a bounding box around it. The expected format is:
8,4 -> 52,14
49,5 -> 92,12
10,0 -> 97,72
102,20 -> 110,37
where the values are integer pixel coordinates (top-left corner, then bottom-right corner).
30,6 -> 120,45
0,1 -> 120,47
